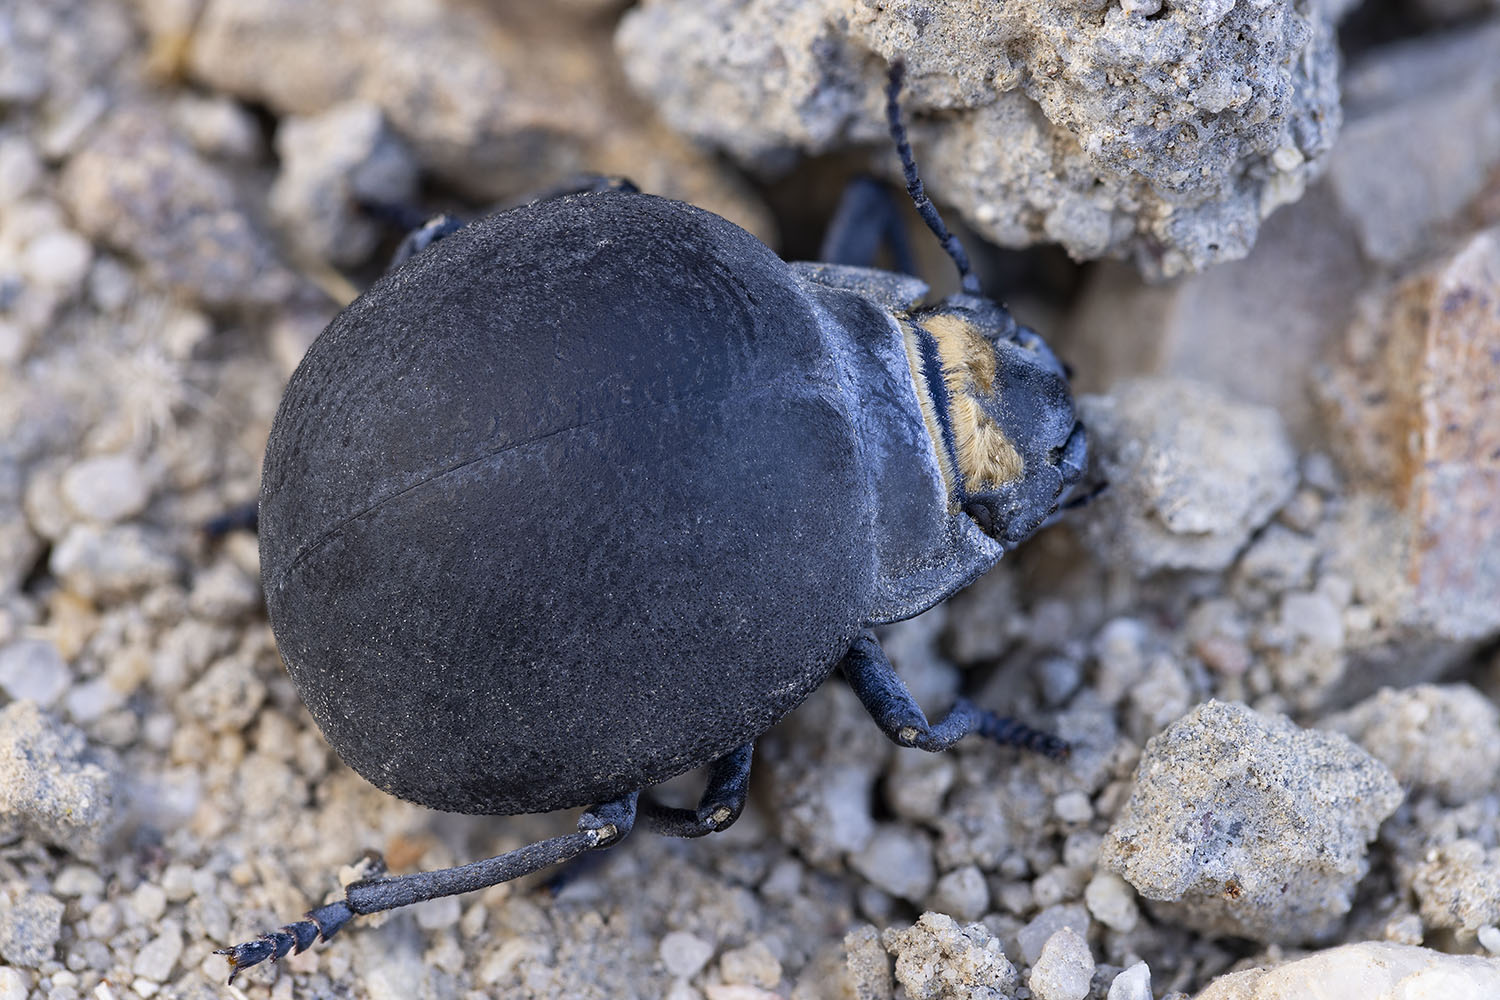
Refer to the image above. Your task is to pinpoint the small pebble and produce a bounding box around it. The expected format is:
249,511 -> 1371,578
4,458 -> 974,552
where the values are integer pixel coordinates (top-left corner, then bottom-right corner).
717,939 -> 781,989
1028,927 -> 1094,1000
1053,791 -> 1093,824
660,931 -> 715,980
929,865 -> 989,923
128,883 -> 167,923
0,885 -> 64,967
23,229 -> 94,292
848,824 -> 935,903
1018,905 -> 1091,966
1084,873 -> 1140,933
0,639 -> 71,707
61,454 -> 150,523
1478,926 -> 1500,955
0,966 -> 28,1000
132,924 -> 183,982
1107,961 -> 1152,1000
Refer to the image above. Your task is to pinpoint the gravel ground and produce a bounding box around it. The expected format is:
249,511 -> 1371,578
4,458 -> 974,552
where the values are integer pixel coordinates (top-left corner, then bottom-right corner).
2,1 -> 1500,999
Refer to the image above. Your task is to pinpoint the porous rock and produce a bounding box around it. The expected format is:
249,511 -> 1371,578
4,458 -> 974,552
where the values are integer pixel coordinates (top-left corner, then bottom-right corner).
1073,378 -> 1298,575
1320,684 -> 1500,804
617,0 -> 1341,278
0,884 -> 64,968
881,912 -> 1017,1000
57,103 -> 295,308
0,700 -> 119,859
1409,840 -> 1500,933
1101,700 -> 1403,943
1192,941 -> 1500,999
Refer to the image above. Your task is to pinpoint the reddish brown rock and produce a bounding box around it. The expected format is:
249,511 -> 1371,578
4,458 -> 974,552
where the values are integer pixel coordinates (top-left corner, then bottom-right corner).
1321,227 -> 1500,641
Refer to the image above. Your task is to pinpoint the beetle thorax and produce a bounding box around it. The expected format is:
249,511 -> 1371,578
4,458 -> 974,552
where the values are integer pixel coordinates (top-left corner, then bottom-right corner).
900,312 -> 1026,508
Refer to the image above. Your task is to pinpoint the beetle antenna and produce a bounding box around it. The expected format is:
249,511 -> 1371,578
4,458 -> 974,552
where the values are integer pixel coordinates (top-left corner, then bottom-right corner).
885,59 -> 981,296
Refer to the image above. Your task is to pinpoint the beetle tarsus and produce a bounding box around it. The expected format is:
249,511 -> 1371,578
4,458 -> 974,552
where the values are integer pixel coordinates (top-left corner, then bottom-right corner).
215,901 -> 353,984
841,629 -> 1069,761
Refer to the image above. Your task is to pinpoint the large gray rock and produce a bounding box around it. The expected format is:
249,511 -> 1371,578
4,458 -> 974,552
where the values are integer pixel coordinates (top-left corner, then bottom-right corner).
617,0 -> 1341,278
1101,701 -> 1402,943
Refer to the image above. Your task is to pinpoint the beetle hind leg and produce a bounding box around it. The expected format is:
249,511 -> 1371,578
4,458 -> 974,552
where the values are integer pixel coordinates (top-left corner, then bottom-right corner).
641,743 -> 754,839
215,791 -> 639,983
840,629 -> 1069,760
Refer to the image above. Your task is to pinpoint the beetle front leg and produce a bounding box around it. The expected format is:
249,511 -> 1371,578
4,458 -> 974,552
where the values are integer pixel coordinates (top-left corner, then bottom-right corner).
840,629 -> 1068,760
215,791 -> 639,983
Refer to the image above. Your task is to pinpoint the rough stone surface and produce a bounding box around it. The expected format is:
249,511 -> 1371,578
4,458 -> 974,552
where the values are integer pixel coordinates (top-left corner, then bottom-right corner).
57,104 -> 296,309
1028,927 -> 1094,1000
618,0 -> 1340,279
1319,226 -> 1500,642
269,102 -> 419,268
1410,840 -> 1500,933
0,701 -> 118,860
1192,941 -> 1500,999
1074,378 -> 1299,574
882,913 -> 1017,1000
1320,684 -> 1500,804
1102,701 -> 1403,943
0,884 -> 64,968
1327,24 -> 1500,266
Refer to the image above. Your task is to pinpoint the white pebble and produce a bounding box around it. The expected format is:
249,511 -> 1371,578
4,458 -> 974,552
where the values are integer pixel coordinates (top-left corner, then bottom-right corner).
62,454 -> 151,523
131,925 -> 183,982
1107,961 -> 1152,1000
1054,791 -> 1093,824
414,894 -> 462,931
0,967 -> 28,1000
1028,927 -> 1094,1000
660,931 -> 715,979
128,883 -> 168,923
1479,926 -> 1500,955
23,229 -> 93,292
66,677 -> 127,724
929,865 -> 990,922
1085,872 -> 1140,933
54,865 -> 106,899
848,824 -> 935,902
0,638 -> 71,707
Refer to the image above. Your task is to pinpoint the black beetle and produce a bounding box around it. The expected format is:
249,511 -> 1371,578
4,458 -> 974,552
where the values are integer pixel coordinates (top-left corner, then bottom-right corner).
218,63 -> 1086,981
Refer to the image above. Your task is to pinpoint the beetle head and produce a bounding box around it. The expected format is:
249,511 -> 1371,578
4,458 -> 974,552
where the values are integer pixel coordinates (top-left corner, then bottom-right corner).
911,298 -> 1086,548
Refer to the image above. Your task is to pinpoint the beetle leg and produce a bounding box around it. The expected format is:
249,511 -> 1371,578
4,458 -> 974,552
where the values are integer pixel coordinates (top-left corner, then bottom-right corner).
840,629 -> 1069,760
386,212 -> 467,271
214,791 -> 639,983
640,743 -> 754,838
818,175 -> 918,276
202,499 -> 259,538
